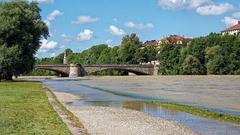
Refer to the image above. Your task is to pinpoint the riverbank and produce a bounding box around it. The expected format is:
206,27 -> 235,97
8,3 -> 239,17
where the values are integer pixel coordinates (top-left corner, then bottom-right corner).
0,82 -> 72,134
53,91 -> 198,135
78,76 -> 240,116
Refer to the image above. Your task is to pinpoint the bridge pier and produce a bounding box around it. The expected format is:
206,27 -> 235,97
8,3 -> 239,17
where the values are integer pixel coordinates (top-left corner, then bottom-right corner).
69,64 -> 85,78
153,65 -> 159,76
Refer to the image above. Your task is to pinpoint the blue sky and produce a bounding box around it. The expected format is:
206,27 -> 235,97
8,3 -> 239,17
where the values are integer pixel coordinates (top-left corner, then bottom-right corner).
2,0 -> 240,57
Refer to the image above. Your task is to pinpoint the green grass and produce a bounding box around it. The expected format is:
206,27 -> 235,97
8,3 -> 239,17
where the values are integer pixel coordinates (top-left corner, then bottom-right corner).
153,101 -> 240,125
46,88 -> 86,130
0,82 -> 72,135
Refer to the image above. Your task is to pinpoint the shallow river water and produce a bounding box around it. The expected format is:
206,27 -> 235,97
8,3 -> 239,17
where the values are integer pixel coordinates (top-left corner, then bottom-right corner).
43,80 -> 240,135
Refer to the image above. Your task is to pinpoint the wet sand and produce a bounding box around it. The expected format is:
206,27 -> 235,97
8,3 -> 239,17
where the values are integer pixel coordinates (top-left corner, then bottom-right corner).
78,76 -> 240,115
54,91 -> 197,135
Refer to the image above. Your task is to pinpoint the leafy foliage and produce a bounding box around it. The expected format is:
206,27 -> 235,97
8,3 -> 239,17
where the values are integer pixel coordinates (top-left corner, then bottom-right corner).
0,0 -> 48,80
32,33 -> 240,76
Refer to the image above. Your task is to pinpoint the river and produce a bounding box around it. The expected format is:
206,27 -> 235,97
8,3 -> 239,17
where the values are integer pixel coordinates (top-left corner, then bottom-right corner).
43,76 -> 240,135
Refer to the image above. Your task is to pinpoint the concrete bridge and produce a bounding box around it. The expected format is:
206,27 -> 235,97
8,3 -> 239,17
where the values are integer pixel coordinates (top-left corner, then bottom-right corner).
35,64 -> 158,77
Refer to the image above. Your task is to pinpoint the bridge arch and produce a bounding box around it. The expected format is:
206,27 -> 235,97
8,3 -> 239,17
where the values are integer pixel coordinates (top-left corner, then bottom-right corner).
35,65 -> 69,77
83,64 -> 154,76
34,64 -> 156,77
85,67 -> 150,75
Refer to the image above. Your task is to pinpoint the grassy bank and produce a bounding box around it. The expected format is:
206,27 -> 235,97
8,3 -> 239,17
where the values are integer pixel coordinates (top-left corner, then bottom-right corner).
153,101 -> 240,125
46,88 -> 86,129
0,82 -> 72,135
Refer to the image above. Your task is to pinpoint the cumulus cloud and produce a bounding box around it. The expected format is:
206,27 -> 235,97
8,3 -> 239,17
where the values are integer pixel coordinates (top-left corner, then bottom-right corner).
158,0 -> 210,10
223,17 -> 238,27
39,39 -> 58,52
222,11 -> 240,28
125,22 -> 154,30
77,29 -> 94,41
189,0 -> 211,8
158,0 -> 233,15
44,10 -> 63,26
196,3 -> 233,15
108,25 -> 126,37
72,16 -> 99,25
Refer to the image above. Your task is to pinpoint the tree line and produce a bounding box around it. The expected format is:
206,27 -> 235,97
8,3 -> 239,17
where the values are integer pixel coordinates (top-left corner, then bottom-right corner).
0,1 -> 239,80
158,33 -> 240,75
31,33 -> 240,76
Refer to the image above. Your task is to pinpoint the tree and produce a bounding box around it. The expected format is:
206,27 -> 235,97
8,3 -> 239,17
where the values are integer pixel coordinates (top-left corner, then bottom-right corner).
205,46 -> 226,74
157,44 -> 182,75
182,55 -> 202,75
0,1 -> 48,80
135,46 -> 157,63
118,33 -> 141,64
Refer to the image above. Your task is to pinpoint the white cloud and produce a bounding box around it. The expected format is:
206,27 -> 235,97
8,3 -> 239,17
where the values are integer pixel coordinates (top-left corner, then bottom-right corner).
223,17 -> 238,27
72,16 -> 99,25
158,0 -> 233,16
44,10 -> 63,26
108,25 -> 126,37
125,21 -> 154,30
39,39 -> 58,52
77,29 -> 94,41
189,0 -> 211,8
196,3 -> 233,15
158,0 -> 211,10
232,12 -> 240,19
29,0 -> 54,4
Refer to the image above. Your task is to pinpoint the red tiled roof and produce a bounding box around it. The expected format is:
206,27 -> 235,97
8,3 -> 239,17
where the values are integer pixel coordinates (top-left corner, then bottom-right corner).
224,21 -> 240,31
166,35 -> 188,44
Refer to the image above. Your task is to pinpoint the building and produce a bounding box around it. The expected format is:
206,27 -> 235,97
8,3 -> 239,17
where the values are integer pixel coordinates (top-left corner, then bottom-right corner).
222,21 -> 240,35
141,35 -> 189,49
163,35 -> 188,45
141,40 -> 160,48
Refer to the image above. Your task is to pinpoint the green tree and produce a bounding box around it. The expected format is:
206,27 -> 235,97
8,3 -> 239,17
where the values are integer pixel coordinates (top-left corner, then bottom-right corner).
135,46 -> 157,63
118,33 -> 141,64
158,44 -> 182,75
205,46 -> 226,74
182,55 -> 202,75
0,1 -> 48,80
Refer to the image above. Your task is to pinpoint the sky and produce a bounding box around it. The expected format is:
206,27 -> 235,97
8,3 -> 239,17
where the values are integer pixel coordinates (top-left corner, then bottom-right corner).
2,0 -> 240,57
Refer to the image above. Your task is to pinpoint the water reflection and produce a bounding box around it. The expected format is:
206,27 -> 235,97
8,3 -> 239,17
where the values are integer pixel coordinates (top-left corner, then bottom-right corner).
44,80 -> 240,135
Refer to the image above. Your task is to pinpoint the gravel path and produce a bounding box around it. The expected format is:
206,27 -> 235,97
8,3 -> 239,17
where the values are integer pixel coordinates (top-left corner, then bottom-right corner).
68,106 -> 197,135
54,91 -> 198,135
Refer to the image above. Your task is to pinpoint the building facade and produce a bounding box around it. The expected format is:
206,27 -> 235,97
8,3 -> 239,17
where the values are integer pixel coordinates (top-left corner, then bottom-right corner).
222,21 -> 240,35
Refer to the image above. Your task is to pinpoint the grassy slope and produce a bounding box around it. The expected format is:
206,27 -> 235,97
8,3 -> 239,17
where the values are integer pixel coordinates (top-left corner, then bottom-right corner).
0,82 -> 72,135
153,101 -> 240,125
